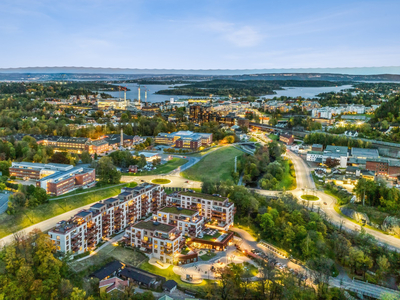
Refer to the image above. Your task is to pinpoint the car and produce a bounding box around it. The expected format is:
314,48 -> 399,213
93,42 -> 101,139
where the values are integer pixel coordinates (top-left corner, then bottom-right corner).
323,202 -> 327,205
185,180 -> 189,183
141,180 -> 145,182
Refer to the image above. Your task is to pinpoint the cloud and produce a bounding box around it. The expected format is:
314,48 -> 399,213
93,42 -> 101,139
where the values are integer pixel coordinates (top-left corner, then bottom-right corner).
202,21 -> 263,47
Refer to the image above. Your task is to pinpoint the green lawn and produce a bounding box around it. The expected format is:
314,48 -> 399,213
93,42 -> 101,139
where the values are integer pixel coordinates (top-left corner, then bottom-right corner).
185,145 -> 223,157
301,195 -> 319,201
122,158 -> 188,176
200,232 -> 221,241
70,245 -> 146,277
181,147 -> 244,182
151,179 -> 171,184
139,261 -> 212,295
50,182 -> 127,199
199,252 -> 217,261
276,160 -> 296,191
0,185 -> 123,239
269,134 -> 279,141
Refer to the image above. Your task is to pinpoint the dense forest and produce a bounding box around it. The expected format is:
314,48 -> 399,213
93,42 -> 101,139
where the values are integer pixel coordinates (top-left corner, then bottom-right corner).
304,132 -> 372,148
156,79 -> 343,97
201,182 -> 400,296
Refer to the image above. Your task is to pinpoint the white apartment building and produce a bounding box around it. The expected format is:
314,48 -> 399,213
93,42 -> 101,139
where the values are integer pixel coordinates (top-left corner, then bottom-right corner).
306,151 -> 323,162
49,183 -> 164,255
306,145 -> 348,168
125,221 -> 185,264
166,191 -> 235,230
153,206 -> 204,237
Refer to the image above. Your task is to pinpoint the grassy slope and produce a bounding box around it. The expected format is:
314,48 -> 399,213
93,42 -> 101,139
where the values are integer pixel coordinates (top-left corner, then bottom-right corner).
139,261 -> 212,294
122,158 -> 188,176
276,160 -> 296,190
181,147 -> 244,182
0,185 -> 123,238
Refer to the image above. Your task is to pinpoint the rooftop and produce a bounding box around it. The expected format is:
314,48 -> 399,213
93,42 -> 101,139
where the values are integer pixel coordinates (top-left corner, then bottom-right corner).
324,145 -> 348,156
351,147 -> 379,158
90,260 -> 124,280
160,206 -> 197,216
132,221 -> 176,232
179,191 -> 228,202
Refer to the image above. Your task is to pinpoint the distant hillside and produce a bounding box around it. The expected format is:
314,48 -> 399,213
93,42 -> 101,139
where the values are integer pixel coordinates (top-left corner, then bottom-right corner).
0,66 -> 400,82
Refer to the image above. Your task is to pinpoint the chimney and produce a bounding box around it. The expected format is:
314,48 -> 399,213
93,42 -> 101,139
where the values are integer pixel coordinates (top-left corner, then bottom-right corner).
138,86 -> 141,104
120,128 -> 123,147
145,89 -> 147,104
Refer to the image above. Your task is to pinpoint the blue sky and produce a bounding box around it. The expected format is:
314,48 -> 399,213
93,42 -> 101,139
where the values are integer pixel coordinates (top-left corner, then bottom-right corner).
0,0 -> 399,69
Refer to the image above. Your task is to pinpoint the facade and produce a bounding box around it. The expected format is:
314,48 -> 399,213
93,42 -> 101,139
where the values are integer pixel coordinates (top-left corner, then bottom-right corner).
306,151 -> 323,162
312,144 -> 324,152
153,206 -> 204,237
125,221 -> 185,264
49,183 -> 164,254
279,133 -> 294,145
165,191 -> 235,230
155,131 -> 213,150
37,167 -> 96,196
306,145 -> 349,168
366,158 -> 400,177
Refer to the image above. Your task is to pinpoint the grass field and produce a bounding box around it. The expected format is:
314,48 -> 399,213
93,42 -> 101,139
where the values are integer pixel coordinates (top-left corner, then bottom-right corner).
185,145 -> 223,157
301,194 -> 319,201
269,134 -> 279,141
69,244 -> 146,276
0,185 -> 123,239
199,252 -> 217,261
181,147 -> 244,182
151,179 -> 171,184
139,261 -> 212,295
276,160 -> 296,190
122,158 -> 188,176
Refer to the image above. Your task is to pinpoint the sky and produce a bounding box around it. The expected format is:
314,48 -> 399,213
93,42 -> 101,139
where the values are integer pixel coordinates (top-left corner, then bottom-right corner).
0,0 -> 399,70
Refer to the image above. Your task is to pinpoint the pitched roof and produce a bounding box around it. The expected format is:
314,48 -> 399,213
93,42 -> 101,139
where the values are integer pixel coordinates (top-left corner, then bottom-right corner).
90,260 -> 124,280
163,280 -> 178,290
120,267 -> 160,285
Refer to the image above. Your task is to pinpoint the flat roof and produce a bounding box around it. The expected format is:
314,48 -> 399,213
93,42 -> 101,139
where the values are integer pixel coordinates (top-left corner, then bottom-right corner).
351,147 -> 379,158
307,151 -> 323,155
179,191 -> 227,202
160,206 -> 197,216
324,145 -> 348,155
132,221 -> 175,232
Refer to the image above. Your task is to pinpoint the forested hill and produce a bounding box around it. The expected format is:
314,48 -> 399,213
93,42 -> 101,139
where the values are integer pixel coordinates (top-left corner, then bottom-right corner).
155,79 -> 345,97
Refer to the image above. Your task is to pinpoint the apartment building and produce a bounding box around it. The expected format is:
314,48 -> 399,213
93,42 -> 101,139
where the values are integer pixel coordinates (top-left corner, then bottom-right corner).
152,206 -> 204,237
165,191 -> 235,230
49,183 -> 164,255
125,221 -> 185,264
